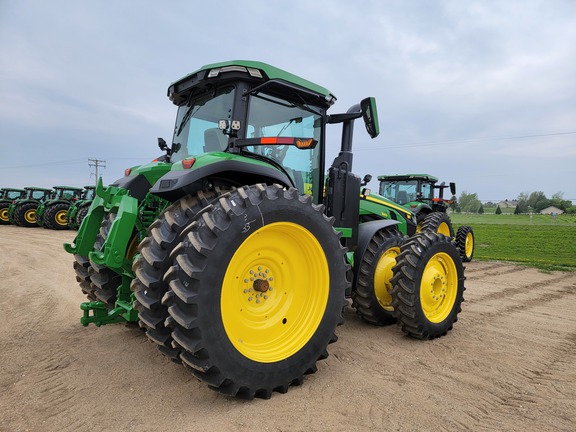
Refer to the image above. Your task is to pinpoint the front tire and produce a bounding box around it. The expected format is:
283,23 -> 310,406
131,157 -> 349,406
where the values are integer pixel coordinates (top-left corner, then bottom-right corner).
391,232 -> 465,339
352,228 -> 405,325
419,212 -> 454,238
164,184 -> 349,399
456,225 -> 475,262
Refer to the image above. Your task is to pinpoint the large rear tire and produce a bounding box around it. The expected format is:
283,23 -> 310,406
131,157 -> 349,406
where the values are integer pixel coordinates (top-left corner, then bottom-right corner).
0,202 -> 11,224
14,202 -> 39,227
352,228 -> 405,325
391,232 -> 465,339
44,203 -> 70,230
164,184 -> 349,399
456,225 -> 475,262
132,187 -> 231,362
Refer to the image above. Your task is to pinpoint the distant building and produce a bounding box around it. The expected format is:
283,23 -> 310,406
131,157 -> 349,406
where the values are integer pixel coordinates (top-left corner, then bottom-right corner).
498,200 -> 518,208
540,206 -> 564,215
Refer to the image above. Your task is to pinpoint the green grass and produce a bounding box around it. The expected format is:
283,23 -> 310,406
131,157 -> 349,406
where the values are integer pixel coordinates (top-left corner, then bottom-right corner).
450,213 -> 576,271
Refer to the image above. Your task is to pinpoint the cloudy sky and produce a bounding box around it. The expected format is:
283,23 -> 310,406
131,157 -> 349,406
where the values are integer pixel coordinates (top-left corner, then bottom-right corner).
1,0 -> 575,203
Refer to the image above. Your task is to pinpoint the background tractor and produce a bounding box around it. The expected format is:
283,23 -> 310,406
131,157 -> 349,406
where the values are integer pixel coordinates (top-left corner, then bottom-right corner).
36,186 -> 84,230
0,188 -> 26,224
66,185 -> 97,230
65,60 -> 466,399
8,187 -> 53,227
378,173 -> 475,261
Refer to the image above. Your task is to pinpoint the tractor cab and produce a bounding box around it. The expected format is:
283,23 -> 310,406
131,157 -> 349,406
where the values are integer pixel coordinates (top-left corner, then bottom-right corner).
378,174 -> 456,212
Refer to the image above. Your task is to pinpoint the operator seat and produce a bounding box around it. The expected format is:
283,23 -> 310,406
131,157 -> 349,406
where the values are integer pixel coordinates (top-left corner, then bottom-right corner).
397,191 -> 409,205
204,128 -> 228,152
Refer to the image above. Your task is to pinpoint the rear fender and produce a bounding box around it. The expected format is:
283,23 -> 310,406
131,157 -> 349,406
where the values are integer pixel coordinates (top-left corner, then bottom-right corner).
151,158 -> 292,201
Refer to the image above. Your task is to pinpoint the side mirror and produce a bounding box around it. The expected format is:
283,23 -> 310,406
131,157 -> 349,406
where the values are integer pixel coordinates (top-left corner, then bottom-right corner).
360,97 -> 379,139
158,137 -> 168,151
361,174 -> 372,186
450,182 -> 456,196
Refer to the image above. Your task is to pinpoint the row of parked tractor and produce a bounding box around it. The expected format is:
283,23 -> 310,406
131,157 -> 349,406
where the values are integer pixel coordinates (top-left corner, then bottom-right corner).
0,185 -> 97,229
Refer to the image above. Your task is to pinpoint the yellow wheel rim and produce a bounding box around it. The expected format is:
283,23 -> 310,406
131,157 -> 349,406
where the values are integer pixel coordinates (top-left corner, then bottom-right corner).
24,209 -> 36,224
437,222 -> 451,236
55,210 -> 68,226
222,222 -> 329,363
419,252 -> 458,323
0,208 -> 8,222
126,235 -> 140,260
373,246 -> 400,311
465,232 -> 474,257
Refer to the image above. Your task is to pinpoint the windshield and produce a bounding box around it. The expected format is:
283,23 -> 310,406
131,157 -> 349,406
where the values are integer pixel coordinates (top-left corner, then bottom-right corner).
84,188 -> 95,200
245,93 -> 323,200
170,86 -> 235,162
380,180 -> 418,205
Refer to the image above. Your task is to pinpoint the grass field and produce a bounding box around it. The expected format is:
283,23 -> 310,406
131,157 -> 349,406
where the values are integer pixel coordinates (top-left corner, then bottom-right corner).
450,213 -> 576,271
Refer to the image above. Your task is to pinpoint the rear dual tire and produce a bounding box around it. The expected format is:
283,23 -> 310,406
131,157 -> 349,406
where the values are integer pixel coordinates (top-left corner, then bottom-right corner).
163,184 -> 349,399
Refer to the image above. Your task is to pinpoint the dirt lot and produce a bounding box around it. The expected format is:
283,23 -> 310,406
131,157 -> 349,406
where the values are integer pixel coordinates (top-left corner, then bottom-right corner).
1,226 -> 575,432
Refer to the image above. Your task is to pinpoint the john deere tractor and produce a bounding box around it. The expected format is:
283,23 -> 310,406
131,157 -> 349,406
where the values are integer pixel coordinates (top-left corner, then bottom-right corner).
36,186 -> 84,230
8,187 -> 53,227
378,173 -> 475,261
65,60 -> 466,399
0,188 -> 26,224
66,186 -> 97,230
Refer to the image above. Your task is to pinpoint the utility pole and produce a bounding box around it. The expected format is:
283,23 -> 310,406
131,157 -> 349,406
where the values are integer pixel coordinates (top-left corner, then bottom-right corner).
88,158 -> 106,184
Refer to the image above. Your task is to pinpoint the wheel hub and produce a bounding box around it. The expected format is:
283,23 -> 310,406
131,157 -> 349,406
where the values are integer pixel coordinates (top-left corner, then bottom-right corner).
242,266 -> 274,304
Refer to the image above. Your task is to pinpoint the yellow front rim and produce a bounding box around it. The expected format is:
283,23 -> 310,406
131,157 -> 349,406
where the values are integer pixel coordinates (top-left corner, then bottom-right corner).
55,210 -> 68,226
420,252 -> 458,323
373,246 -> 401,311
0,208 -> 8,222
24,209 -> 36,224
437,222 -> 451,236
465,233 -> 474,257
222,222 -> 329,363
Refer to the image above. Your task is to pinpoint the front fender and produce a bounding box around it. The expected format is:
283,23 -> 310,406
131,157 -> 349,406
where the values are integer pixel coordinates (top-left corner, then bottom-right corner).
352,219 -> 401,289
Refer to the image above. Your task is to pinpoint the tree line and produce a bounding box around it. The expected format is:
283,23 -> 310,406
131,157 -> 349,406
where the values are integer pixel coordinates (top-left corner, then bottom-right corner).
449,191 -> 576,215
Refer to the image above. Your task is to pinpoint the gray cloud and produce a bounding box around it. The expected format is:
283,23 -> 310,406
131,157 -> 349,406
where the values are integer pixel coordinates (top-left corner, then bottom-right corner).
1,0 -> 574,202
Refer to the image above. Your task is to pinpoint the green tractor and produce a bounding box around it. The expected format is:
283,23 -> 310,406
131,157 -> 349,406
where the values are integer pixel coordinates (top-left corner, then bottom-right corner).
66,186 -> 97,230
0,188 -> 26,224
36,186 -> 84,230
8,187 -> 53,227
65,60 -> 466,399
378,173 -> 475,262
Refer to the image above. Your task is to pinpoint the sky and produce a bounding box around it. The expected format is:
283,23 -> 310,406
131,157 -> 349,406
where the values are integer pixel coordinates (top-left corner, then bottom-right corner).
1,0 -> 575,204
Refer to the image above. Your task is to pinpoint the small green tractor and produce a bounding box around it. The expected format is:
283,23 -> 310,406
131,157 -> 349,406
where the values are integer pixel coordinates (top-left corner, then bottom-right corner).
36,186 -> 84,230
66,186 -> 97,230
378,173 -> 475,261
8,187 -> 53,227
0,188 -> 26,224
65,60 -> 466,399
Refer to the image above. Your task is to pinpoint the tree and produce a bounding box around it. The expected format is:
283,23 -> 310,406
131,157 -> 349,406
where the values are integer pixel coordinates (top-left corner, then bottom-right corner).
549,192 -> 572,211
515,193 -> 530,214
527,191 -> 549,212
459,191 -> 482,213
495,205 -> 502,214
479,204 -> 484,214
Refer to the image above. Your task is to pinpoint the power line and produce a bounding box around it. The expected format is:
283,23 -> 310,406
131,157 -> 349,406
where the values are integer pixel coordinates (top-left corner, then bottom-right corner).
88,158 -> 106,183
355,130 -> 576,151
